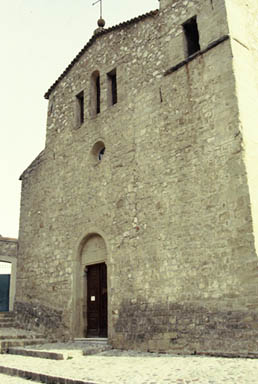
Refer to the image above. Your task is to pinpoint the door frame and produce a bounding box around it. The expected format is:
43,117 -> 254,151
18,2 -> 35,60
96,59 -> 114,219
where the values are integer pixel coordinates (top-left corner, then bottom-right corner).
0,257 -> 17,312
73,231 -> 109,339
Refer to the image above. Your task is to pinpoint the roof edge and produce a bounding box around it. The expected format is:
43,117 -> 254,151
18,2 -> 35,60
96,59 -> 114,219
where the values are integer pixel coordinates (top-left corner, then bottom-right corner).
44,9 -> 159,100
19,150 -> 45,181
0,237 -> 18,242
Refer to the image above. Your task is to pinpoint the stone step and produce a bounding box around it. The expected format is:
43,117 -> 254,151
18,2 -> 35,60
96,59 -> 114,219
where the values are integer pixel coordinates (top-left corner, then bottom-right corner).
73,338 -> 110,356
0,318 -> 15,323
0,322 -> 15,328
7,347 -> 64,360
0,314 -> 14,321
0,312 -> 14,317
0,333 -> 44,340
74,337 -> 108,344
0,322 -> 15,327
0,366 -> 95,384
82,345 -> 110,356
0,338 -> 46,353
0,314 -> 14,319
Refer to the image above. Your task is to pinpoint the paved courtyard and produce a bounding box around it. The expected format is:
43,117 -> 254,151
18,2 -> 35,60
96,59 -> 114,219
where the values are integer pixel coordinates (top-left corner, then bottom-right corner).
1,342 -> 258,383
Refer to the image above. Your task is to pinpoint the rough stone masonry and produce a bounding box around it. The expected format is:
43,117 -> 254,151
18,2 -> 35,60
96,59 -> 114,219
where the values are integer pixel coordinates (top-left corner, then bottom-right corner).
15,0 -> 258,354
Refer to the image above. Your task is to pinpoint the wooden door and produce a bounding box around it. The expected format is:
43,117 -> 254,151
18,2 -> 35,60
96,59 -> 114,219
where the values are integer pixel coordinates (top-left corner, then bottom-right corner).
0,274 -> 10,312
87,263 -> 107,337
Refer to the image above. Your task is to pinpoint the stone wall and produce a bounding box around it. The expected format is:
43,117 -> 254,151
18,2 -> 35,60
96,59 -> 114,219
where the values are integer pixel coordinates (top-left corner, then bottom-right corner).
0,237 -> 17,260
16,0 -> 258,353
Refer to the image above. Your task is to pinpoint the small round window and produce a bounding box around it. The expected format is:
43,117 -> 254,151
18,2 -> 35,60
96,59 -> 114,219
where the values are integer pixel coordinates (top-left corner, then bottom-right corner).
90,141 -> 106,164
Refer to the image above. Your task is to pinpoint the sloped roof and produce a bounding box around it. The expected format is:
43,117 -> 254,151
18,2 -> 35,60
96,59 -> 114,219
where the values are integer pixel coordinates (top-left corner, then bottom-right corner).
0,237 -> 18,242
44,9 -> 159,99
19,150 -> 45,180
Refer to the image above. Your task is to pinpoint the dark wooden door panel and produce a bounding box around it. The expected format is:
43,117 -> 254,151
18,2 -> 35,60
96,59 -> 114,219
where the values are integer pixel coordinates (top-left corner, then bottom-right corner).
99,263 -> 107,337
87,264 -> 100,336
87,263 -> 107,337
0,274 -> 10,312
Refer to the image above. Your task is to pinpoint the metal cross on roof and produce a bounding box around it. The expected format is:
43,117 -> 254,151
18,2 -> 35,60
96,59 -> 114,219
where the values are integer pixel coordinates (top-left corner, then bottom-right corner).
92,0 -> 103,19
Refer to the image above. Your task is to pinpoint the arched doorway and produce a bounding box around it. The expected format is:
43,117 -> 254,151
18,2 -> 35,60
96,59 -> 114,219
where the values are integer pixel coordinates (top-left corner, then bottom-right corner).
76,234 -> 108,337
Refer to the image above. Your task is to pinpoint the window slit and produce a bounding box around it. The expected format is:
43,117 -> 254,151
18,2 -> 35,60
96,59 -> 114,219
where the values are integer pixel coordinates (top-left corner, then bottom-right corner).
96,75 -> 100,114
76,91 -> 84,125
183,16 -> 200,57
111,74 -> 117,105
107,69 -> 117,106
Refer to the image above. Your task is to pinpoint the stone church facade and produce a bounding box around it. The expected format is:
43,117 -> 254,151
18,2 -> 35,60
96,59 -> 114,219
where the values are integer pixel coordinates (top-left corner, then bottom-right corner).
15,0 -> 258,354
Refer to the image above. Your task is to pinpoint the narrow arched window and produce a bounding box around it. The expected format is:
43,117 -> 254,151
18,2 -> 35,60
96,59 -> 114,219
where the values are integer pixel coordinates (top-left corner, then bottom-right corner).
90,70 -> 101,117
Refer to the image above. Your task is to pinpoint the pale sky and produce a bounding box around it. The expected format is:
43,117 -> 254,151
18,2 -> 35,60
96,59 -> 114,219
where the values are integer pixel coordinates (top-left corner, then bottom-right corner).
0,0 -> 159,238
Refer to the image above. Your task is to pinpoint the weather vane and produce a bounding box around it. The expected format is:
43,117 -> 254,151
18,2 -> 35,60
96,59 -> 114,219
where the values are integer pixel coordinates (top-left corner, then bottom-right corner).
92,0 -> 103,19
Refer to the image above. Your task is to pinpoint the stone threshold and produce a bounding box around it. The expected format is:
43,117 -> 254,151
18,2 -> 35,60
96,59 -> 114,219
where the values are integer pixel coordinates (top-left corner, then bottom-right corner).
0,366 -> 96,384
74,338 -> 107,343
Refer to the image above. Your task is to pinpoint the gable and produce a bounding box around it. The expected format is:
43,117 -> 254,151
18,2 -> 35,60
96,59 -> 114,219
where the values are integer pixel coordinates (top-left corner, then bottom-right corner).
44,10 -> 159,100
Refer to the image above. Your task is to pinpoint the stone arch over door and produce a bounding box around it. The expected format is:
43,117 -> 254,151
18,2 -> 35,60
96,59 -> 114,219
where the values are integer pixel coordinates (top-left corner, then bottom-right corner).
74,233 -> 108,338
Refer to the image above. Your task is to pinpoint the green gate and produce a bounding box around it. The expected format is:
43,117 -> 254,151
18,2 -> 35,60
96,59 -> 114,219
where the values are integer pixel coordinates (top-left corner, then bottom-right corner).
0,274 -> 10,312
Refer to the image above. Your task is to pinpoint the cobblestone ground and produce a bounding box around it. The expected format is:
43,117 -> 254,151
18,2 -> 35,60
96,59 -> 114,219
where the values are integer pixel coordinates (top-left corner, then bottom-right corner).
1,343 -> 258,383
